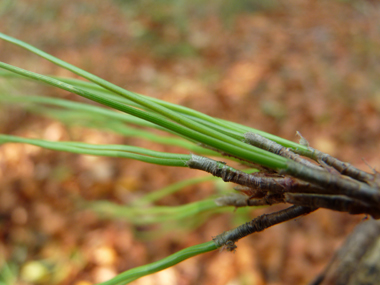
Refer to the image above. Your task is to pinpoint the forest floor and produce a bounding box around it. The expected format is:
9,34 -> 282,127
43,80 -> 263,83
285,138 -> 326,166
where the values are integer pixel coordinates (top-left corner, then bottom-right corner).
1,1 -> 380,284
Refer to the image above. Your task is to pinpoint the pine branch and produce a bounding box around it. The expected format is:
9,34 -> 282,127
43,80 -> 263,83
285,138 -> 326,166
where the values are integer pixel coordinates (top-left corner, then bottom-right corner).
213,206 -> 316,251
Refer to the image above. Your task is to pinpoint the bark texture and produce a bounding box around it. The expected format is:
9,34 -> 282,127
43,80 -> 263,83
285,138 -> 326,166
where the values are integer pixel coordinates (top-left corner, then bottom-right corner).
311,218 -> 380,285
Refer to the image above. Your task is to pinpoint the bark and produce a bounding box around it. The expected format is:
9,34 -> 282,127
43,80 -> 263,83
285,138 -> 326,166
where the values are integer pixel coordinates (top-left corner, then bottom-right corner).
311,218 -> 380,285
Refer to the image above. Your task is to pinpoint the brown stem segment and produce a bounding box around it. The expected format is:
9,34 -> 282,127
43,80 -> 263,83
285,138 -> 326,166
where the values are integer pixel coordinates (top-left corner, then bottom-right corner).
244,132 -> 321,170
285,160 -> 380,208
294,132 -> 375,185
215,193 -> 286,207
309,147 -> 376,185
285,193 -> 380,218
213,205 -> 316,251
186,154 -> 322,193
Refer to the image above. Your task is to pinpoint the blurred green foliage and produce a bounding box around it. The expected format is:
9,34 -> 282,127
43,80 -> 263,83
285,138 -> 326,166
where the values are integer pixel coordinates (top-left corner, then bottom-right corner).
113,0 -> 278,57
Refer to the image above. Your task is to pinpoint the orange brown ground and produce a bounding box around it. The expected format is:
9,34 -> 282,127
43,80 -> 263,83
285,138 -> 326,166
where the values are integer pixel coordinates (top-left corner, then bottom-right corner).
1,1 -> 380,284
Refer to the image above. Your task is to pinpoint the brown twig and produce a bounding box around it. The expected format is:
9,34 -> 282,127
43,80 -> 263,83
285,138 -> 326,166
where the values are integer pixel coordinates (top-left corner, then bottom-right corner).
189,134 -> 380,250
294,131 -> 376,184
284,193 -> 380,218
244,132 -> 321,170
285,160 -> 380,208
213,206 -> 316,250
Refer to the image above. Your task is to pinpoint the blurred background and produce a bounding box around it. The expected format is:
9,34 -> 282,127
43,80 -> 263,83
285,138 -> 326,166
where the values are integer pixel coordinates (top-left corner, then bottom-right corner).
1,0 -> 380,284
